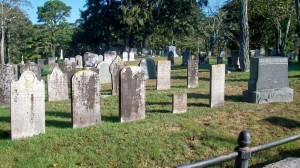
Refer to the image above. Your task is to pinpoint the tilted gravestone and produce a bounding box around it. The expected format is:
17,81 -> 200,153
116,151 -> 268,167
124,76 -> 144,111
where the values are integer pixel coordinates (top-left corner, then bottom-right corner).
0,64 -> 18,106
243,57 -> 293,104
59,61 -> 76,86
71,70 -> 100,128
104,51 -> 117,64
172,93 -> 187,113
22,63 -> 41,80
11,71 -> 45,139
97,62 -> 111,84
119,66 -> 145,122
37,59 -> 45,73
188,59 -> 198,88
210,64 -> 225,108
138,58 -> 156,80
157,60 -> 171,90
47,67 -> 69,101
122,52 -> 128,61
110,56 -> 125,95
75,55 -> 83,68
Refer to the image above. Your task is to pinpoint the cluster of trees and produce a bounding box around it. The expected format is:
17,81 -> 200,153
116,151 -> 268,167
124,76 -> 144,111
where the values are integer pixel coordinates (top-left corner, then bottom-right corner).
0,0 -> 299,68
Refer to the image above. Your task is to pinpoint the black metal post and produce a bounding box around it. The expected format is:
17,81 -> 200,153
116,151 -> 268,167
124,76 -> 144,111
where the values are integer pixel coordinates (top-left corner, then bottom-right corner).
234,130 -> 252,168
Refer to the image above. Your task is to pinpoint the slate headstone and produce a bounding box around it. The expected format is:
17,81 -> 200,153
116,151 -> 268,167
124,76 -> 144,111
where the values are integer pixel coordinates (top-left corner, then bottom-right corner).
210,64 -> 225,108
120,66 -> 145,122
188,59 -> 198,88
47,67 -> 69,101
0,64 -> 18,105
97,62 -> 111,84
11,71 -> 45,139
104,51 -> 117,64
139,58 -> 156,80
172,93 -> 187,113
72,70 -> 100,128
243,57 -> 293,104
75,55 -> 83,68
157,61 -> 171,90
110,56 -> 125,95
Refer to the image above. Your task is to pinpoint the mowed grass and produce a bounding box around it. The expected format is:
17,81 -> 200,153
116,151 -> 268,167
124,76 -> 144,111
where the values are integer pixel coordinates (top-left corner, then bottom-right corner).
0,57 -> 300,167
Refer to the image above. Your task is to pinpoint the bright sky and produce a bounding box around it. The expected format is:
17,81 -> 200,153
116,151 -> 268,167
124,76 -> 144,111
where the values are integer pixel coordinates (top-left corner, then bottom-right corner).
23,0 -> 227,24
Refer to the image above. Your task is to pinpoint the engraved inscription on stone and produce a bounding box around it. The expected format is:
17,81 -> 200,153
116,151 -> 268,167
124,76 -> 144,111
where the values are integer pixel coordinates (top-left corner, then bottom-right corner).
157,61 -> 171,90
97,62 -> 112,84
172,93 -> 187,113
72,70 -> 100,128
139,58 -> 156,80
11,71 -> 45,139
0,64 -> 18,105
210,64 -> 225,108
120,66 -> 145,122
188,59 -> 198,88
47,67 -> 69,101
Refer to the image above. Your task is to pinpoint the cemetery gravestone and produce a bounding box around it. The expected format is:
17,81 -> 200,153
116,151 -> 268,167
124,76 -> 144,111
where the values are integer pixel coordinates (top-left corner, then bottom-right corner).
84,52 -> 99,67
168,51 -> 175,66
210,64 -> 225,108
139,58 -> 156,80
49,63 -> 58,73
104,51 -> 117,64
119,66 -> 145,122
23,63 -> 41,80
48,57 -> 55,65
75,55 -> 83,68
70,57 -> 76,65
172,93 -> 187,113
157,61 -> 171,90
11,71 -> 45,139
72,70 -> 100,128
243,57 -> 293,104
168,45 -> 178,57
188,59 -> 198,88
97,62 -> 112,84
59,61 -> 76,86
130,48 -> 138,56
37,59 -> 45,72
122,52 -> 128,61
129,52 -> 135,61
182,50 -> 191,66
0,64 -> 18,105
47,67 -> 69,101
110,56 -> 125,95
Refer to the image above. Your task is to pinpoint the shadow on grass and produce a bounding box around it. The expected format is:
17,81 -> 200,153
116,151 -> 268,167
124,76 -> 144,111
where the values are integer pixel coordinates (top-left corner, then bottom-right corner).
171,65 -> 187,70
289,75 -> 300,78
225,95 -> 243,102
146,101 -> 172,105
172,76 -> 187,80
188,93 -> 209,99
0,116 -> 10,123
46,111 -> 71,118
226,78 -> 249,82
102,115 -> 119,122
262,117 -> 300,129
147,109 -> 170,113
188,103 -> 209,107
0,129 -> 10,139
46,119 -> 72,128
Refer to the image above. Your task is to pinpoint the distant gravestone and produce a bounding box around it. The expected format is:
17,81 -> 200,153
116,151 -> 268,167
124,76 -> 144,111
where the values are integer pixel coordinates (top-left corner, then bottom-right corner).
49,63 -> 58,73
168,45 -> 178,57
47,67 -> 69,101
84,52 -> 99,67
210,64 -> 225,108
48,57 -> 55,65
130,48 -> 138,56
139,58 -> 156,80
182,50 -> 191,66
59,61 -> 76,86
243,57 -> 293,104
250,50 -> 256,57
97,62 -> 111,84
11,71 -> 45,139
37,59 -> 45,72
110,56 -> 125,95
23,63 -> 41,80
75,55 -> 83,68
72,70 -> 100,128
129,52 -> 135,61
70,57 -> 76,65
259,47 -> 266,56
172,93 -> 187,113
120,66 -> 145,122
0,64 -> 18,106
168,51 -> 175,66
188,59 -> 198,88
122,52 -> 128,61
104,51 -> 117,64
157,61 -> 171,90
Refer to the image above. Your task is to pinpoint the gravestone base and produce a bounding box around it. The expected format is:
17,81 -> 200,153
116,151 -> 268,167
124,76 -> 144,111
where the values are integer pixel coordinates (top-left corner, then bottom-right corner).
243,87 -> 293,104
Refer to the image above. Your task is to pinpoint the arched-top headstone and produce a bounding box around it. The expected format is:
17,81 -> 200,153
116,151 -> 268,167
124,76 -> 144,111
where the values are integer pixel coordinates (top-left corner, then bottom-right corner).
120,66 -> 145,122
72,70 -> 100,128
97,62 -> 111,84
110,56 -> 125,95
0,64 -> 18,105
47,67 -> 69,101
138,58 -> 156,79
104,51 -> 117,64
11,71 -> 45,139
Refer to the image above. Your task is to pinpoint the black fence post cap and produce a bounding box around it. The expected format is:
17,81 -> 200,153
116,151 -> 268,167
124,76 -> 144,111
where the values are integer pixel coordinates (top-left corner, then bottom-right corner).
237,130 -> 251,148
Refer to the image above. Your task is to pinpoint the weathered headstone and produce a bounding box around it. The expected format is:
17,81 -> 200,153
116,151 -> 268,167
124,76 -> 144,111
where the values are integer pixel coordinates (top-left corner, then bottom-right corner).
130,48 -> 138,56
210,64 -> 225,108
0,64 -> 18,105
217,57 -> 223,64
139,58 -> 156,80
182,50 -> 191,66
37,59 -> 45,72
49,63 -> 58,73
168,51 -> 175,66
259,47 -> 265,56
97,62 -> 111,84
168,45 -> 178,57
188,59 -> 198,88
120,66 -> 145,122
243,57 -> 293,104
172,93 -> 187,113
157,61 -> 171,90
104,51 -> 117,64
122,52 -> 128,61
110,56 -> 125,95
129,52 -> 135,61
199,52 -> 208,65
11,71 -> 45,139
83,52 -> 99,67
48,57 -> 55,65
75,55 -> 83,68
59,61 -> 76,86
70,57 -> 76,65
250,50 -> 256,57
72,70 -> 100,128
47,67 -> 69,101
23,63 -> 41,80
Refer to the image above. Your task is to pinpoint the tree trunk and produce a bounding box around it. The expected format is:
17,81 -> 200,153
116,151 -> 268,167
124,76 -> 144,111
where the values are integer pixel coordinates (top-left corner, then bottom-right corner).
1,17 -> 5,64
6,26 -> 10,63
295,0 -> 300,63
238,0 -> 250,71
281,16 -> 291,56
275,19 -> 282,56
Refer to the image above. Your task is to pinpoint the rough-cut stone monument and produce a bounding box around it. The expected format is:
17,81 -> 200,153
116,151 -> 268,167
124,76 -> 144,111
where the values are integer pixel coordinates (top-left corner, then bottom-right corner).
11,71 -> 45,139
47,67 -> 69,101
97,62 -> 111,84
119,66 -> 145,122
188,59 -> 198,88
243,57 -> 293,104
172,93 -> 187,113
71,70 -> 100,128
210,64 -> 225,108
139,58 -> 156,80
0,64 -> 18,105
110,56 -> 125,95
104,51 -> 117,64
157,60 -> 171,90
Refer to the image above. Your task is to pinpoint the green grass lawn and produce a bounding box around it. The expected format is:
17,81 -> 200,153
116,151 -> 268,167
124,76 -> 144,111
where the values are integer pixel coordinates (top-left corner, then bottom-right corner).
0,57 -> 300,167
